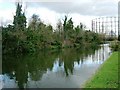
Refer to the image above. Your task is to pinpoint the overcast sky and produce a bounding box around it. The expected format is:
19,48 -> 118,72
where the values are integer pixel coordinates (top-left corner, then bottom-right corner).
0,0 -> 119,29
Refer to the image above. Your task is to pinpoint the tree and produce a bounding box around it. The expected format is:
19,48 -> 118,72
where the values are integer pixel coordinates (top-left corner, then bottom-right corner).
80,23 -> 83,29
63,15 -> 68,40
75,25 -> 80,36
13,3 -> 26,31
66,17 -> 74,39
56,19 -> 62,33
63,16 -> 74,40
28,14 -> 40,31
118,35 -> 120,41
56,19 -> 63,41
66,18 -> 74,30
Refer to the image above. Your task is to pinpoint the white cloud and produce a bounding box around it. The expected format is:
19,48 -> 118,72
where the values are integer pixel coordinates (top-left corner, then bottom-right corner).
24,2 -> 95,29
26,7 -> 96,29
70,13 -> 97,29
27,0 -> 118,16
0,4 -> 95,29
0,8 -> 15,26
1,0 -> 118,30
26,7 -> 61,29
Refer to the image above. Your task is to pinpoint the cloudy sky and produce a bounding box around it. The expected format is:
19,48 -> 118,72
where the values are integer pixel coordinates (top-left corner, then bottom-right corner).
0,0 -> 119,29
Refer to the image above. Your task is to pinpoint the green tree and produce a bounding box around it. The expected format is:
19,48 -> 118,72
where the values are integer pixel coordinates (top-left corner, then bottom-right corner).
63,15 -> 68,40
13,3 -> 26,31
66,17 -> 74,39
28,14 -> 40,31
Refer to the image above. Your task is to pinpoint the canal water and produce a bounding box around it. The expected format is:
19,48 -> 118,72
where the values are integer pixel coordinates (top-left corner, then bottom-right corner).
1,44 -> 111,88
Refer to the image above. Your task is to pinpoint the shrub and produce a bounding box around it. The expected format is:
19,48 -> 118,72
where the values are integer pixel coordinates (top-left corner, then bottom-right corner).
110,41 -> 120,51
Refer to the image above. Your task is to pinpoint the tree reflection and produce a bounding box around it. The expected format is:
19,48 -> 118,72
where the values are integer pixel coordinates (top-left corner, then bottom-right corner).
2,45 -> 99,88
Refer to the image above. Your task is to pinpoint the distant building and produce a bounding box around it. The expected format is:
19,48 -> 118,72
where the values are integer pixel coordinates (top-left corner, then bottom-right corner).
91,16 -> 118,38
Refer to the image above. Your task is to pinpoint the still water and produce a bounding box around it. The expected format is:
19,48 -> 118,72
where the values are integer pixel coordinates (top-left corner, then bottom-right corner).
1,44 -> 111,88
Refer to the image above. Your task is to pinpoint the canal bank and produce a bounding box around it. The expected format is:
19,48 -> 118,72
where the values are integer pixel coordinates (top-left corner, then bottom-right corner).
83,52 -> 119,88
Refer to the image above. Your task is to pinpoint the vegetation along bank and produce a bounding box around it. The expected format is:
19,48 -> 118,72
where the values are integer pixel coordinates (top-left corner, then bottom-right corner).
2,3 -> 104,54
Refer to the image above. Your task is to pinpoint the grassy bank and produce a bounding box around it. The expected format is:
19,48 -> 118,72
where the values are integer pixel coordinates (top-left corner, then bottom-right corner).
84,52 -> 119,88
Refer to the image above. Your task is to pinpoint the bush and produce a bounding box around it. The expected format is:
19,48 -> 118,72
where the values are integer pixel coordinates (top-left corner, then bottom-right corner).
110,41 -> 120,51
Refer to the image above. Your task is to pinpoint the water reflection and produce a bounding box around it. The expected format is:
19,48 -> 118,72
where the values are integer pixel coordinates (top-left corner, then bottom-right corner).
2,44 -> 111,88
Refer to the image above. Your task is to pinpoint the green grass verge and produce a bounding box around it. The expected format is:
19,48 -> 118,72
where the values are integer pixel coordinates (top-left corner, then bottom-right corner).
84,52 -> 119,88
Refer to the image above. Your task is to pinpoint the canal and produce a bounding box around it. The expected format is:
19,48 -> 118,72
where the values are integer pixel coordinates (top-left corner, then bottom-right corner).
1,44 -> 111,88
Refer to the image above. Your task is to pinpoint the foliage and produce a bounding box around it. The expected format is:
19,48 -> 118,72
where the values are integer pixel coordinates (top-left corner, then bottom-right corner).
118,35 -> 120,41
2,3 -> 102,54
13,3 -> 26,31
110,41 -> 120,51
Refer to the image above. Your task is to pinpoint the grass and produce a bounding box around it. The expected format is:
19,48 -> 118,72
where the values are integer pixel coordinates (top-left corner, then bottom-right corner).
84,52 -> 119,88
